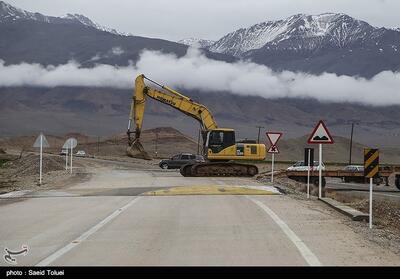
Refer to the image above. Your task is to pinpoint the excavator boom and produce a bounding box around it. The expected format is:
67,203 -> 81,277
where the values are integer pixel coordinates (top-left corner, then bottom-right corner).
127,74 -> 217,159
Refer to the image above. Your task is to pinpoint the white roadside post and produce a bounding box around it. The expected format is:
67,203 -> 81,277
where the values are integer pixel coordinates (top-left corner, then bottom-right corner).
307,120 -> 334,198
307,149 -> 311,199
33,133 -> 50,185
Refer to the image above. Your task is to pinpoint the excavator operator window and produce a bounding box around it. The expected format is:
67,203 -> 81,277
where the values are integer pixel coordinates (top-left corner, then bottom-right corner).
208,130 -> 235,153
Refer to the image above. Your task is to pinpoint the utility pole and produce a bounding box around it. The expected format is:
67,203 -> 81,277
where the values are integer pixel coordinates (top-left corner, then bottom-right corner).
256,126 -> 265,143
197,128 -> 201,155
349,122 -> 354,165
155,130 -> 159,158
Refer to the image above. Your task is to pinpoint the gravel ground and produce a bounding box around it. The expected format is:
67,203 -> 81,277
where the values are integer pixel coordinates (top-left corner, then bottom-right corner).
3,153 -> 65,176
0,153 -> 87,194
257,174 -> 400,256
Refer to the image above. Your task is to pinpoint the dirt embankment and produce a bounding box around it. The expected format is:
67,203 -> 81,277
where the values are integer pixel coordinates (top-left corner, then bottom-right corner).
4,153 -> 65,177
0,153 -> 81,194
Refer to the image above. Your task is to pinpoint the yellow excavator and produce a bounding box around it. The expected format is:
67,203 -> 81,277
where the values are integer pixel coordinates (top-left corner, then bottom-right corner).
127,74 -> 266,177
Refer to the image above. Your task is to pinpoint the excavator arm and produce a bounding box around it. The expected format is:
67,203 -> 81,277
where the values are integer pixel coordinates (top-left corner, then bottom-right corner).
127,74 -> 218,159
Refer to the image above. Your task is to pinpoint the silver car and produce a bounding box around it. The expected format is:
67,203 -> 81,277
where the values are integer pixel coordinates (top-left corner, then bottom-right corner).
287,161 -> 325,171
75,150 -> 86,157
343,165 -> 364,172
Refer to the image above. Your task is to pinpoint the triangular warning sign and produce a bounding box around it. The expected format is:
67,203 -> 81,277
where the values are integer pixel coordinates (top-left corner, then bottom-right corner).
33,133 -> 50,148
268,145 -> 280,154
307,120 -> 334,144
266,132 -> 282,146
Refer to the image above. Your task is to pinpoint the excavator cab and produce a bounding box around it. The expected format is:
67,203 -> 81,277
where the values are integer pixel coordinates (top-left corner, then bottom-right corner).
206,129 -> 236,154
205,129 -> 266,161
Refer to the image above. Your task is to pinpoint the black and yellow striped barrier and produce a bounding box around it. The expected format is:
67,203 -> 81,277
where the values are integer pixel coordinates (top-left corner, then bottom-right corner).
364,148 -> 379,178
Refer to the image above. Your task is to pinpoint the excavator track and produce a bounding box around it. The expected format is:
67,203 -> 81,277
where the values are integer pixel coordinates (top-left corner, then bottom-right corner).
180,162 -> 258,177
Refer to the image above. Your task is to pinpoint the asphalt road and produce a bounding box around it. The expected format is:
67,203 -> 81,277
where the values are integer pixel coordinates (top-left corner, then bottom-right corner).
1,160 -> 399,266
326,178 -> 400,202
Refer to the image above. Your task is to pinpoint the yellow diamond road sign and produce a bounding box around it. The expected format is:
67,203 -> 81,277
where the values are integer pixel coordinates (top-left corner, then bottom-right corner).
364,148 -> 379,178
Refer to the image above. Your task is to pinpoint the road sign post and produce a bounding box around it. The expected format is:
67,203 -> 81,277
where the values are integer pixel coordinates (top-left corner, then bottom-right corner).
319,144 -> 322,198
65,150 -> 68,170
266,132 -> 283,184
369,177 -> 373,229
63,138 -> 77,175
271,153 -> 275,183
40,135 -> 43,185
304,148 -> 314,199
33,133 -> 50,185
307,149 -> 310,199
364,148 -> 379,229
70,141 -> 73,174
307,120 -> 334,198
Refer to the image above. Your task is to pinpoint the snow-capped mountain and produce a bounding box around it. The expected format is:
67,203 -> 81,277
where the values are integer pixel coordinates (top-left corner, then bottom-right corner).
209,13 -> 400,56
62,13 -> 132,36
0,0 -> 50,22
0,1 -> 232,68
0,1 -> 129,36
178,38 -> 215,48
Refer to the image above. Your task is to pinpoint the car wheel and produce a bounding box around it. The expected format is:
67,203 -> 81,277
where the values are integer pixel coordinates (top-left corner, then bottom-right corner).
160,163 -> 168,169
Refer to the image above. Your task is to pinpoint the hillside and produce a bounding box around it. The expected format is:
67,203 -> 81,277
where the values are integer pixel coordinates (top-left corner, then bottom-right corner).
0,127 -> 199,159
2,87 -> 400,148
1,127 -> 399,164
276,135 -> 400,164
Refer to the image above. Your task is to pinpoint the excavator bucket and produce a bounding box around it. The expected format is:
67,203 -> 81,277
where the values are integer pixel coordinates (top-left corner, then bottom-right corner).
126,138 -> 152,160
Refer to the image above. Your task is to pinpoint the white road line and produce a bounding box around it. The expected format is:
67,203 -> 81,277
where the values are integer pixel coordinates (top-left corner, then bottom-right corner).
35,197 -> 141,266
247,196 -> 322,266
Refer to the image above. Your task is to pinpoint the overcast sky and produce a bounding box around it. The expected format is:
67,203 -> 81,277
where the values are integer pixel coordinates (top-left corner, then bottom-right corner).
6,0 -> 400,41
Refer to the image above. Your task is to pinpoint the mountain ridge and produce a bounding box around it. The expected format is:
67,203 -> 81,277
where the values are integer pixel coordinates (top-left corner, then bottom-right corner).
0,1 -> 129,36
209,13 -> 399,56
204,13 -> 400,77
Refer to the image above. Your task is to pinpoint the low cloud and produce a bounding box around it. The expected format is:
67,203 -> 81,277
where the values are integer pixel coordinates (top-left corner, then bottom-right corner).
111,47 -> 124,56
0,47 -> 399,106
89,46 -> 125,61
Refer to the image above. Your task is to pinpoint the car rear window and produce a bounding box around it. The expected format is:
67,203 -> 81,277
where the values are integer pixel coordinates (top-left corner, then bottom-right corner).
181,155 -> 190,160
